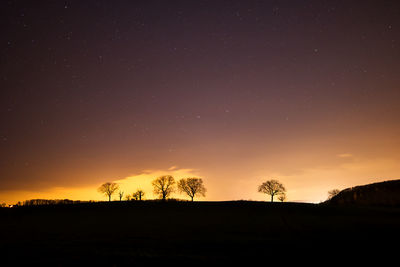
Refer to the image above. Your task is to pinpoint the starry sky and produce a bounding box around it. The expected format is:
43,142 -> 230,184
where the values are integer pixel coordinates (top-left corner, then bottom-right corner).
1,0 -> 399,204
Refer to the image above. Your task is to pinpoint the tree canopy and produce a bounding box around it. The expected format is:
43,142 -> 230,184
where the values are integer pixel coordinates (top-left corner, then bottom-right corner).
98,182 -> 120,201
152,175 -> 175,200
178,177 -> 206,201
258,179 -> 286,202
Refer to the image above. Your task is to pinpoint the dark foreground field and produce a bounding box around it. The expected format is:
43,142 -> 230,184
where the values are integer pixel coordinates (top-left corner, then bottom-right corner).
1,201 -> 399,265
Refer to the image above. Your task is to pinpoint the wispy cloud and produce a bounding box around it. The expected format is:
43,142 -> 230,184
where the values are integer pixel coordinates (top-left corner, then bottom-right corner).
337,153 -> 353,158
0,167 -> 201,204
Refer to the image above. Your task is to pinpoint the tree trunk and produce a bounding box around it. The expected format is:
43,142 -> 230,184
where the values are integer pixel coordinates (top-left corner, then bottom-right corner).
191,196 -> 194,202
109,195 -> 111,202
271,194 -> 274,202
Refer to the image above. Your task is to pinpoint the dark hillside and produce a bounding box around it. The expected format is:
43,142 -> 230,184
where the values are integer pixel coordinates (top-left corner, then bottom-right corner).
0,201 -> 399,264
327,179 -> 400,206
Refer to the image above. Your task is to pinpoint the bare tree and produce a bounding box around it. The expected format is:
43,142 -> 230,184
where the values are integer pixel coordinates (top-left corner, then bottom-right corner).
178,177 -> 206,201
98,182 -> 119,201
258,179 -> 286,202
278,193 -> 286,202
133,189 -> 145,200
152,175 -> 175,200
118,190 -> 124,201
125,194 -> 132,201
328,189 -> 341,200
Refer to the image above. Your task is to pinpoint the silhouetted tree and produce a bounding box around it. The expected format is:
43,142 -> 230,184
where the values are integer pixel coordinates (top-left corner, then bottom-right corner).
98,182 -> 119,201
125,194 -> 132,201
118,190 -> 124,201
328,189 -> 341,200
258,179 -> 286,202
133,189 -> 145,200
152,175 -> 175,200
0,203 -> 6,208
278,193 -> 286,202
178,177 -> 206,201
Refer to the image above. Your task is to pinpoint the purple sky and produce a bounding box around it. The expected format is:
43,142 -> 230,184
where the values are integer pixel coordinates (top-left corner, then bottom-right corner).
1,0 -> 399,203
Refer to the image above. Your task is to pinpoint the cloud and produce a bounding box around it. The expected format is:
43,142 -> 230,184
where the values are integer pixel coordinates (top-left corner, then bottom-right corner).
0,167 -> 201,204
337,153 -> 353,158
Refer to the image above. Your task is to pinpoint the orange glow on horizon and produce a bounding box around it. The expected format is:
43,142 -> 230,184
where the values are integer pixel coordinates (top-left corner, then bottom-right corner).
1,0 -> 399,210
1,152 -> 399,205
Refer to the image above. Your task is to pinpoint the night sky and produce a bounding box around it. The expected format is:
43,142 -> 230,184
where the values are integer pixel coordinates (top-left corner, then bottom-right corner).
1,0 -> 399,203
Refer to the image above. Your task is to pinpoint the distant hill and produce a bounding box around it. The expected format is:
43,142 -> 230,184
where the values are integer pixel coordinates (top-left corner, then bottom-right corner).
327,179 -> 400,206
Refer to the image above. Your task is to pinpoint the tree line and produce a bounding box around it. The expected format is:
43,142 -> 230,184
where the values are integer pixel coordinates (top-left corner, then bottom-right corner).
98,176 -> 207,202
98,176 -> 288,202
1,177 -> 343,207
13,199 -> 91,207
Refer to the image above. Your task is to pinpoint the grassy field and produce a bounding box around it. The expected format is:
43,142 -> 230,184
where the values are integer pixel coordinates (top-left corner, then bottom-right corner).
1,201 -> 399,264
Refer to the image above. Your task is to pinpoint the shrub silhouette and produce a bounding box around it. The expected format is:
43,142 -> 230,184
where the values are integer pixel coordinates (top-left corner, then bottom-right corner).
118,190 -> 124,201
327,189 -> 340,200
133,189 -> 145,200
278,193 -> 286,202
